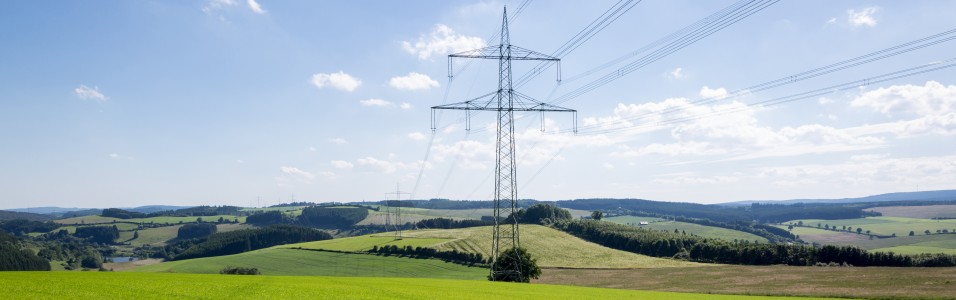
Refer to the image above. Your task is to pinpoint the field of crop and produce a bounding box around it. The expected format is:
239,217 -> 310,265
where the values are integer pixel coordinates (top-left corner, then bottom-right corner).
133,247 -> 486,279
606,217 -> 768,243
0,272 -> 830,300
397,225 -> 701,268
790,216 -> 956,237
774,225 -> 870,245
537,265 -> 956,299
866,204 -> 956,219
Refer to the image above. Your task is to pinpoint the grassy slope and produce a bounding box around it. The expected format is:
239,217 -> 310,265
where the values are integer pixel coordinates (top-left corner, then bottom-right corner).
131,248 -> 487,280
0,272 -> 828,300
398,225 -> 701,268
538,265 -> 956,300
605,217 -> 768,243
285,236 -> 453,252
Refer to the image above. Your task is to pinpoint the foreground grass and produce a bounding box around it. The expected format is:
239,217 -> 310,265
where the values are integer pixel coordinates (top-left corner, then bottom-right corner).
0,272 -> 837,300
131,248 -> 486,280
537,265 -> 956,299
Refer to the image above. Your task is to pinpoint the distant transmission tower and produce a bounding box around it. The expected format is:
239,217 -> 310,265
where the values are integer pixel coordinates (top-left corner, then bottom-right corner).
431,7 -> 577,281
385,184 -> 409,240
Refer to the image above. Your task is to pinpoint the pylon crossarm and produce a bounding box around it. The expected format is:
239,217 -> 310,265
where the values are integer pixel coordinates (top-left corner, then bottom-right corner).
449,45 -> 559,61
431,91 -> 498,111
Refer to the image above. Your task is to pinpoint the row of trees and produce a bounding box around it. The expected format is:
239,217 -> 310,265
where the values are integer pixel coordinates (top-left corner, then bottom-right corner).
0,219 -> 60,235
171,225 -> 332,260
246,206 -> 370,228
551,220 -> 956,267
415,218 -> 494,229
556,199 -> 874,224
370,245 -> 485,266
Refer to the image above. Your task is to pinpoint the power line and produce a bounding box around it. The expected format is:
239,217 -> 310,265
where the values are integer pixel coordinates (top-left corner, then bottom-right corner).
577,58 -> 956,136
551,0 -> 780,105
576,27 -> 956,131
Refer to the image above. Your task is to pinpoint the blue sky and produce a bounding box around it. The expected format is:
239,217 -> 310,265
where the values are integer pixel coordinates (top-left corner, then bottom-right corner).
2,0 -> 955,209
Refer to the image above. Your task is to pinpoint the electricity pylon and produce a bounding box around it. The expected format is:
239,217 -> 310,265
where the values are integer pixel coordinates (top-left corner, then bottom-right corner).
431,7 -> 576,281
385,184 -> 409,240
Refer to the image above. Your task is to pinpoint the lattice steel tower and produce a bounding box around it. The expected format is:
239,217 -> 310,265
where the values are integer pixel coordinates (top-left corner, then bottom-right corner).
431,7 -> 576,281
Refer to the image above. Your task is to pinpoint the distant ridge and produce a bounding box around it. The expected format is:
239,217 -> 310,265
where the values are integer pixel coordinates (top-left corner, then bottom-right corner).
4,205 -> 193,215
719,189 -> 956,206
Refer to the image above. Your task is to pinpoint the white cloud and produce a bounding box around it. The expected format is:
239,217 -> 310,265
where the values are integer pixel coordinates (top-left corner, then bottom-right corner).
331,160 -> 354,170
602,163 -> 615,169
408,132 -> 426,141
356,157 -> 410,174
320,171 -> 338,180
279,166 -> 314,180
847,7 -> 879,27
851,81 -> 956,117
109,153 -> 120,159
75,85 -> 108,102
360,98 -> 393,107
403,24 -> 487,60
400,102 -> 413,110
202,0 -> 237,13
818,97 -> 833,105
311,71 -> 362,92
827,17 -> 837,24
699,86 -> 728,99
389,72 -> 440,90
328,138 -> 349,145
236,159 -> 244,164
246,0 -> 266,14
668,67 -> 686,80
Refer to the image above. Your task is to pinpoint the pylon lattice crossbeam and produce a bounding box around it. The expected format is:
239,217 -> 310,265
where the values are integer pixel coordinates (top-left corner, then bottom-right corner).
430,7 -> 576,282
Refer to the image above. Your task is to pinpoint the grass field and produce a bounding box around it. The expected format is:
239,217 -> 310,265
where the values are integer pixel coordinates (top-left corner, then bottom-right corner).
132,248 -> 487,279
779,225 -> 956,255
396,225 -> 701,268
606,217 -> 768,243
866,205 -> 956,219
0,272 -> 832,300
537,265 -> 956,299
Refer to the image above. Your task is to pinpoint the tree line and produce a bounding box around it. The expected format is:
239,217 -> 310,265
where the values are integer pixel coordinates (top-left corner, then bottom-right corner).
551,220 -> 956,267
246,206 -> 369,228
370,244 -> 486,266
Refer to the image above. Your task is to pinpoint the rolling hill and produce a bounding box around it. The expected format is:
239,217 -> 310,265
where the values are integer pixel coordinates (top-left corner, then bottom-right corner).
290,225 -> 701,269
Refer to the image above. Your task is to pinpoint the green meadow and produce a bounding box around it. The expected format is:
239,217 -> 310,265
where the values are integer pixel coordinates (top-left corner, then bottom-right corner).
0,272 -> 837,300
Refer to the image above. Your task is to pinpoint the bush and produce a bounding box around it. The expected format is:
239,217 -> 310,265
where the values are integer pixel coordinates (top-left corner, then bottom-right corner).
488,247 -> 540,283
220,266 -> 260,275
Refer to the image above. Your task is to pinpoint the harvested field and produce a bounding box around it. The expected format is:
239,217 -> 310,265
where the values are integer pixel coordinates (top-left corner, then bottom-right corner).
536,265 -> 956,299
866,205 -> 956,219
